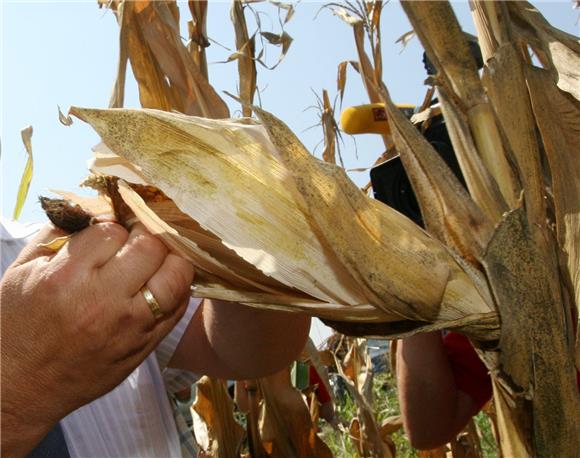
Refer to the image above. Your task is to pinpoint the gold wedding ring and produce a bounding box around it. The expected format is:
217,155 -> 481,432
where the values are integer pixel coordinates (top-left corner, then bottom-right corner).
141,287 -> 163,320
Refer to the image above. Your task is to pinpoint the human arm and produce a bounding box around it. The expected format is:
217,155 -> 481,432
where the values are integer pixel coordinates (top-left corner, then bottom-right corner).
0,222 -> 194,455
396,332 -> 480,450
168,299 -> 311,380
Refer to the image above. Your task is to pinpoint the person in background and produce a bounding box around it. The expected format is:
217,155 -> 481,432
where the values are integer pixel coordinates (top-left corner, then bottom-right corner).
396,332 -> 491,450
1,218 -> 310,457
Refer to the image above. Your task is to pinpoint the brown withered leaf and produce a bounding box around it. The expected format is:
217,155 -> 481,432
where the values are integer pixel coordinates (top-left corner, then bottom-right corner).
187,0 -> 209,79
508,1 -> 580,102
258,368 -> 332,458
113,1 -> 229,118
333,347 -> 394,458
231,0 -> 257,117
258,31 -> 293,70
191,376 -> 244,457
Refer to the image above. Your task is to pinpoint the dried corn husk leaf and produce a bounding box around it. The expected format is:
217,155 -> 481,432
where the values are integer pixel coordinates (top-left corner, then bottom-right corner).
191,376 -> 244,457
378,83 -> 493,264
49,189 -> 113,217
90,142 -> 147,185
12,126 -> 34,220
70,105 -> 497,338
254,106 -> 494,321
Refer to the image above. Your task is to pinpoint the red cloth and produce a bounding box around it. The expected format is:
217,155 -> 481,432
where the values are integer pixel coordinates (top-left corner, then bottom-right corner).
442,332 -> 580,413
442,332 -> 492,412
309,365 -> 332,404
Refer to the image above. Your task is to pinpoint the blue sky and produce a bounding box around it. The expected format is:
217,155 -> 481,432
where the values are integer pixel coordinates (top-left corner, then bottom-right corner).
1,1 -> 577,223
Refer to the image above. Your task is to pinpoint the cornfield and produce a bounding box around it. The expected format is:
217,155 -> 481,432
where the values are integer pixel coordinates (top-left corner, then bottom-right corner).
11,1 -> 580,457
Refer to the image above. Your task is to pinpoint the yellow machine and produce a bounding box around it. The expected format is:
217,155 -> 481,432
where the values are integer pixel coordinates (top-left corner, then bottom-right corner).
339,102 -> 415,136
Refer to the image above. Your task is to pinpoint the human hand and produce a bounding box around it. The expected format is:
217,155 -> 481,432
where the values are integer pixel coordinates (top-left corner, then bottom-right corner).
0,222 -> 194,454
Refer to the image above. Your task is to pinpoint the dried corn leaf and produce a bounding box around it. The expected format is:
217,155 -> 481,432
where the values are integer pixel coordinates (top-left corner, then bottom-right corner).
395,30 -> 415,52
483,44 -> 546,229
258,31 -> 293,70
38,235 -> 72,253
231,0 -> 257,117
525,67 -> 580,368
117,1 -> 229,118
187,0 -> 209,79
12,126 -> 34,220
334,351 -> 393,458
191,376 -> 244,457
482,208 -> 580,457
401,1 -> 520,209
378,83 -> 493,264
108,0 -> 130,108
341,338 -> 373,404
336,61 -> 348,104
258,368 -> 333,458
320,90 -> 338,165
508,1 -> 580,102
58,106 -> 73,126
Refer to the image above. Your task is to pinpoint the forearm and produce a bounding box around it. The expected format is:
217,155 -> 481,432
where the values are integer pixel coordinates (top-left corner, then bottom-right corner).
1,410 -> 53,456
1,364 -> 56,456
170,299 -> 311,380
204,300 -> 310,379
397,332 -> 473,449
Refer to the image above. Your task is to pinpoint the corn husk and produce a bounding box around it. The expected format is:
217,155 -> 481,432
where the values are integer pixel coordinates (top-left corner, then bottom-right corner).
69,105 -> 497,340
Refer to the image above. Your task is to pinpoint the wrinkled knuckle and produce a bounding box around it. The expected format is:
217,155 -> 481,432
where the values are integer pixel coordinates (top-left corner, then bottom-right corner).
133,232 -> 167,259
170,255 -> 195,290
98,222 -> 129,245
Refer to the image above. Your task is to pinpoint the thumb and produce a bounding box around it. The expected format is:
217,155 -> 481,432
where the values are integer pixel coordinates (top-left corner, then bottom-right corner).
12,223 -> 69,266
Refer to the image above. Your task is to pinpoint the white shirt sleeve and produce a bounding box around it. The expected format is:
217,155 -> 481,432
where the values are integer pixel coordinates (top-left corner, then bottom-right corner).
155,297 -> 203,393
